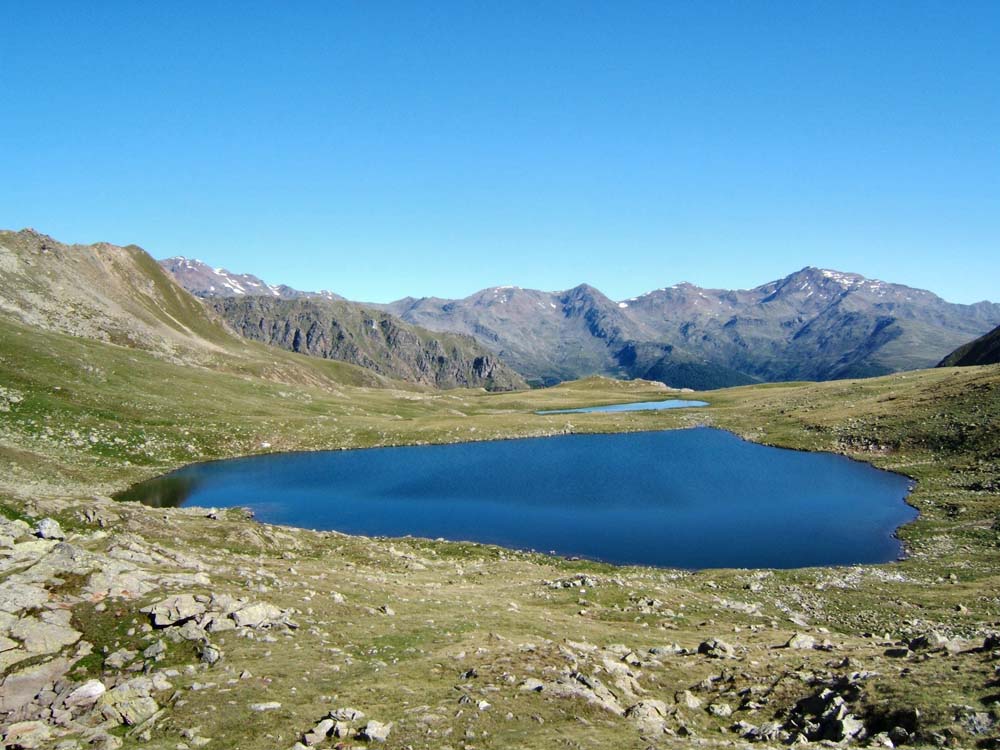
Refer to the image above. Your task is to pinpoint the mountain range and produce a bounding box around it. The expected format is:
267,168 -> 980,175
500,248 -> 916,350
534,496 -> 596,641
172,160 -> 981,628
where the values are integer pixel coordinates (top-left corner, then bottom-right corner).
160,257 -> 1000,389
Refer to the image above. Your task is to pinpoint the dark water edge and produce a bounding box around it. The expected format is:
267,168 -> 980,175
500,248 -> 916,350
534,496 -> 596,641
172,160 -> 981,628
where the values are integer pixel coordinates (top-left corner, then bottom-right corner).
116,427 -> 917,570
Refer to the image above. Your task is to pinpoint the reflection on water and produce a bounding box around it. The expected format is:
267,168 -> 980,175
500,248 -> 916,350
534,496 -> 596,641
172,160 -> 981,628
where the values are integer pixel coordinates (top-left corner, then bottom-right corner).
115,474 -> 199,508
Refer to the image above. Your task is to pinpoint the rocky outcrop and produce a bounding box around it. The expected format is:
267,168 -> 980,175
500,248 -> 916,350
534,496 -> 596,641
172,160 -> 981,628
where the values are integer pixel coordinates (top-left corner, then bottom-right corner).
0,510 -> 295,749
209,296 -> 526,390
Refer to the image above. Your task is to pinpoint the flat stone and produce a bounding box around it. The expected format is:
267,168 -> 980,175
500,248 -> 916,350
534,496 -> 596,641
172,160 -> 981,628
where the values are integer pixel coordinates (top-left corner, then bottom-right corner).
0,581 -> 49,614
141,594 -> 206,627
330,707 -> 365,721
0,657 -> 71,713
2,720 -> 52,749
249,701 -> 282,712
9,616 -> 81,654
231,601 -> 283,628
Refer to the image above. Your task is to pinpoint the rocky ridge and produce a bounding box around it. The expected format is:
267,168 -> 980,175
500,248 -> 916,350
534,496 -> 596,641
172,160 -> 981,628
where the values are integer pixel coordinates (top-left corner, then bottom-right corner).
208,296 -> 526,391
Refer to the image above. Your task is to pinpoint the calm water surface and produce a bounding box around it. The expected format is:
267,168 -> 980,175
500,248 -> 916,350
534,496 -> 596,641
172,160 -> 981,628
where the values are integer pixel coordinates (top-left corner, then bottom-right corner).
536,399 -> 709,414
118,428 -> 916,569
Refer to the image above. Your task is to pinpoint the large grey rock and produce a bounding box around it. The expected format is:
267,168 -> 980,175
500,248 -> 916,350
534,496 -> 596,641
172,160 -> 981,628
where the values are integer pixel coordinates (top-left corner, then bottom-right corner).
0,657 -> 71,712
358,720 -> 392,743
141,594 -> 206,627
545,671 -> 624,715
677,689 -> 702,710
9,616 -> 81,654
303,718 -> 334,745
698,637 -> 736,659
1,720 -> 52,749
231,601 -> 283,628
625,700 -> 671,732
0,581 -> 49,614
99,680 -> 159,726
34,518 -> 65,540
786,632 -> 816,650
64,679 -> 106,708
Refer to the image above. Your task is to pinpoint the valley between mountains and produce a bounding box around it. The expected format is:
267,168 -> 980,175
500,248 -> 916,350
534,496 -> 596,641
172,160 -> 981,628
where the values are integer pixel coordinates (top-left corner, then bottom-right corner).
1,228 -> 999,749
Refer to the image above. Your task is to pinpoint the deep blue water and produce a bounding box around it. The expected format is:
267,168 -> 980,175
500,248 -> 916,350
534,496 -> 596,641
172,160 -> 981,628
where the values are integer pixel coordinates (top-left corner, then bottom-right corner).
535,399 -> 709,414
118,428 -> 916,569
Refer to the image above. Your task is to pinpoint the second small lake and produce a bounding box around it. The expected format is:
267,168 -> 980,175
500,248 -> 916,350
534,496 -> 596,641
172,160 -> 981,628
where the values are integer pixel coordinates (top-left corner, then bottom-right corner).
118,427 -> 916,569
535,398 -> 709,414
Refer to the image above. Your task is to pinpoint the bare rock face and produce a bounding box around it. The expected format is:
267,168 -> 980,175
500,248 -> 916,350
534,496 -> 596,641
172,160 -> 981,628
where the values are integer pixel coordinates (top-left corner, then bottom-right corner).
207,296 -> 526,391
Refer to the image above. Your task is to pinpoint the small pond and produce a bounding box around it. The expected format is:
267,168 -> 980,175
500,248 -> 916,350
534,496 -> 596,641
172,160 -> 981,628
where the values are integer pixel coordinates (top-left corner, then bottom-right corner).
535,398 -> 709,414
118,428 -> 916,569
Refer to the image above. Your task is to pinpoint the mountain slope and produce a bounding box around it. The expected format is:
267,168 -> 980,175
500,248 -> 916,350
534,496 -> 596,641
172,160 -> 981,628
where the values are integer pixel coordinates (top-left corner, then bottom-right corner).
0,229 -> 388,389
938,324 -> 1000,367
211,296 -> 526,391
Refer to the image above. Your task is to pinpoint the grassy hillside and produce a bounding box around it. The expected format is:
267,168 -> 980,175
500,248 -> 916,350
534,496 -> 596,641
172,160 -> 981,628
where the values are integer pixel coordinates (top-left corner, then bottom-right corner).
2,289 -> 1000,748
939,324 -> 1000,367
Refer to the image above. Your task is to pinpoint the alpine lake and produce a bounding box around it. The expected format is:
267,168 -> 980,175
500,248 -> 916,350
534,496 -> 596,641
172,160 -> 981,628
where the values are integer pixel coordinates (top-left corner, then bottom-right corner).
118,399 -> 916,570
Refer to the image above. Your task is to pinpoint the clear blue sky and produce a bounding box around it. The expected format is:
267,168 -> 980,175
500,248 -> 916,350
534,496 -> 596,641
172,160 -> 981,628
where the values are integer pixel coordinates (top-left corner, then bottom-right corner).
2,2 -> 997,303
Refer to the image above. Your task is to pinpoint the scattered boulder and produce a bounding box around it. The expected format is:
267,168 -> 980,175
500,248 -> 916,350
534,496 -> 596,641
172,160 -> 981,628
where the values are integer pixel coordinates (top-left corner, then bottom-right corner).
698,638 -> 736,659
708,702 -> 733,718
2,720 -> 52,749
330,707 -> 365,722
141,594 -> 206,627
34,518 -> 65,540
199,643 -> 223,665
64,679 -> 106,708
99,679 -> 159,726
358,720 -> 392,743
786,633 -> 816,650
231,602 -> 283,628
625,700 -> 671,733
677,689 -> 702,710
303,718 -> 334,745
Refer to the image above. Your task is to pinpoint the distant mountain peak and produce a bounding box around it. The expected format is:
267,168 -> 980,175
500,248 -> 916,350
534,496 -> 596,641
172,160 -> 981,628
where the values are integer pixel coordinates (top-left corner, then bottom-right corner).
159,258 -> 343,301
